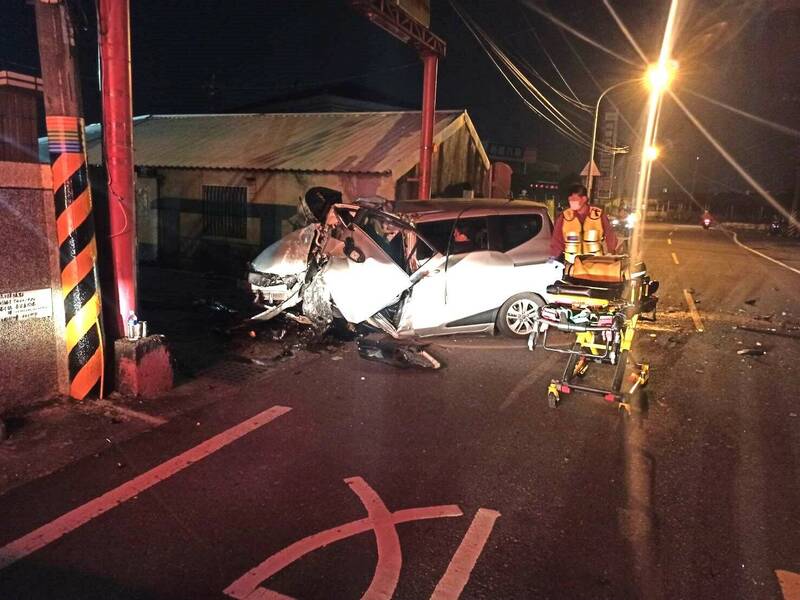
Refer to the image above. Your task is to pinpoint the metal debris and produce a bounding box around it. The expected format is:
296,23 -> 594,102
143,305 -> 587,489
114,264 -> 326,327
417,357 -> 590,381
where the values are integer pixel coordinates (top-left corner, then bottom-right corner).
357,338 -> 442,369
736,348 -> 767,356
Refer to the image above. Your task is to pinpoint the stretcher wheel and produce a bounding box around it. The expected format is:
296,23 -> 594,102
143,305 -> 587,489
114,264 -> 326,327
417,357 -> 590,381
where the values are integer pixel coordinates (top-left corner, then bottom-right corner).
547,391 -> 560,408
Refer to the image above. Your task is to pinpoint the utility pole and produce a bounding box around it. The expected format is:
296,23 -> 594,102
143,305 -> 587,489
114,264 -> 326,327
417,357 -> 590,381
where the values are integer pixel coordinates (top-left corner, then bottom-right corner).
35,0 -> 106,400
99,0 -> 137,334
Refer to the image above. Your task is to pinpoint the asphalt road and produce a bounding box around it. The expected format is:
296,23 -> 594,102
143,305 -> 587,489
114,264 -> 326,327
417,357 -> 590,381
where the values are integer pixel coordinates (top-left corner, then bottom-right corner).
1,224 -> 799,600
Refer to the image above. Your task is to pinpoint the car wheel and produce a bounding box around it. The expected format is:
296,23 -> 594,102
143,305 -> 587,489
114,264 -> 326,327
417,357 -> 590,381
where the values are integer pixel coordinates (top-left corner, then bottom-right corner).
496,293 -> 544,338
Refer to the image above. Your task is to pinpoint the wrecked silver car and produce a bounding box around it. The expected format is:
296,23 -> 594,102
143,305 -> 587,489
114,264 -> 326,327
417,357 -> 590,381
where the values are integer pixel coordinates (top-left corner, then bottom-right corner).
248,188 -> 564,339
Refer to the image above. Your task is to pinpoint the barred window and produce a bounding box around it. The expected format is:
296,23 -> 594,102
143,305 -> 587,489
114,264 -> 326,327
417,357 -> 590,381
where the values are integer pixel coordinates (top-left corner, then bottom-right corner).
202,185 -> 247,239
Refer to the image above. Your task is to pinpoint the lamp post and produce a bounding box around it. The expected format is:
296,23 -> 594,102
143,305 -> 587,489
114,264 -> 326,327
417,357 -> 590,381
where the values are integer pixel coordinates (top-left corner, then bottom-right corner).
586,78 -> 640,200
587,62 -> 677,201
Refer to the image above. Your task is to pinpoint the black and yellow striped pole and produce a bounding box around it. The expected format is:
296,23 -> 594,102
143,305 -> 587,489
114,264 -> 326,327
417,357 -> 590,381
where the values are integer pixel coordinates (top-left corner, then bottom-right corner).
47,116 -> 105,400
36,0 -> 105,400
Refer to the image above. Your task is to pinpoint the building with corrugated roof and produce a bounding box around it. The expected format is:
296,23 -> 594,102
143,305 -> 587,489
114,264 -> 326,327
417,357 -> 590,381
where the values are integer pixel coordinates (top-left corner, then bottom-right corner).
66,110 -> 488,271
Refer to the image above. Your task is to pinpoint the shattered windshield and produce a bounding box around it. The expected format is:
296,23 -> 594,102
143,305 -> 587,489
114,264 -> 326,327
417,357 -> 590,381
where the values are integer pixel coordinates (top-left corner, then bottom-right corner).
355,210 -> 436,274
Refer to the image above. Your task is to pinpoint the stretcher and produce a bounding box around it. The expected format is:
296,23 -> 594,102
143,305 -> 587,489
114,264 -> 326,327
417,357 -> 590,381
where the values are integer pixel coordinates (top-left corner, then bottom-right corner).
528,255 -> 658,413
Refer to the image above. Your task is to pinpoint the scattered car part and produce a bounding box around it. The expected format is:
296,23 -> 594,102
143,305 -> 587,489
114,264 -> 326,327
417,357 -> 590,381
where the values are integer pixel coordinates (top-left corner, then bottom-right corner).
356,338 -> 442,369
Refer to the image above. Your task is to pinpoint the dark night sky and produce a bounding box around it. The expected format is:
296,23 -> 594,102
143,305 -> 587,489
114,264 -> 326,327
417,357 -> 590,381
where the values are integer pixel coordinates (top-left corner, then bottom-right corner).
3,0 -> 798,195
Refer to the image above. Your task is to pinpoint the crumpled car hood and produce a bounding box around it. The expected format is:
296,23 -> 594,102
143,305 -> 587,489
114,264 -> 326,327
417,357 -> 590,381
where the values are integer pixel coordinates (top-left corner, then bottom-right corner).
250,225 -> 317,276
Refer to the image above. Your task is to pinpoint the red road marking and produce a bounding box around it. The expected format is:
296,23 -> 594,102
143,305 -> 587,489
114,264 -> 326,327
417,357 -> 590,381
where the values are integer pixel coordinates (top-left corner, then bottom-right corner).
430,508 -> 501,600
348,477 -> 403,599
777,570 -> 800,600
224,477 -> 463,600
0,405 -> 291,571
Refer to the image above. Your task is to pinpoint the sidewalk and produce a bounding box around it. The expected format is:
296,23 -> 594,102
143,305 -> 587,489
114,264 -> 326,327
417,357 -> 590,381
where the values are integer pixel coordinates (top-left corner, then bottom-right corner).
0,266 -> 346,497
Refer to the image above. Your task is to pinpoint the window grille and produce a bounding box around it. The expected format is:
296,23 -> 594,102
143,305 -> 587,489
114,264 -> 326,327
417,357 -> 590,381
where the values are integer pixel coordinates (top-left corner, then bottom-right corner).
202,185 -> 247,239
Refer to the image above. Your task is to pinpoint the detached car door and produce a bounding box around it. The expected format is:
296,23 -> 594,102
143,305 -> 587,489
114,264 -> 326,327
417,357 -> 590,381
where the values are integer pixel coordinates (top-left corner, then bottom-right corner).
322,213 -> 413,324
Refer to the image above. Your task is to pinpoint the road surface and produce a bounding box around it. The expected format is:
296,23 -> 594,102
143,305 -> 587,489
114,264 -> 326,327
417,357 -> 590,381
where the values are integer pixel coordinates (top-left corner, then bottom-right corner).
1,224 -> 798,599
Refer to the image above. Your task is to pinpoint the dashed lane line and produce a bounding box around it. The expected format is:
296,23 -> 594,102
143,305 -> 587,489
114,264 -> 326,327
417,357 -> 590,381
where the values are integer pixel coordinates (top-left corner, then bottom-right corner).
682,289 -> 705,332
667,238 -> 672,245
671,252 -> 680,265
0,405 -> 292,571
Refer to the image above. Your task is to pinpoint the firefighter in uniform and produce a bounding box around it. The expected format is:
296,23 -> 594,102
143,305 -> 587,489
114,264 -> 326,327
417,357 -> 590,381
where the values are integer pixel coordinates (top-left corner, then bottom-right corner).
550,183 -> 618,263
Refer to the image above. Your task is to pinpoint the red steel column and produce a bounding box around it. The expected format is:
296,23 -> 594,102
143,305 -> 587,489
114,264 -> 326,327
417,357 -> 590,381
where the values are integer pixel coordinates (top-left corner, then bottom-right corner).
99,0 -> 136,335
419,52 -> 438,200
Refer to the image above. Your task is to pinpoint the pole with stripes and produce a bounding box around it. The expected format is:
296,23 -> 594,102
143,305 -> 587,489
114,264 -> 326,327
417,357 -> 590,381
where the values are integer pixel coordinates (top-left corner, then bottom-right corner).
36,1 -> 105,400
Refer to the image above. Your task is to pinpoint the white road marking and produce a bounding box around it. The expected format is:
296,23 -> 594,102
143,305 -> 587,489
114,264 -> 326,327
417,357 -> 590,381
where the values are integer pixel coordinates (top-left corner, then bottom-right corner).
0,405 -> 292,571
667,238 -> 672,245
777,569 -> 800,600
682,289 -> 705,332
430,509 -> 500,600
730,231 -> 800,276
671,252 -> 680,265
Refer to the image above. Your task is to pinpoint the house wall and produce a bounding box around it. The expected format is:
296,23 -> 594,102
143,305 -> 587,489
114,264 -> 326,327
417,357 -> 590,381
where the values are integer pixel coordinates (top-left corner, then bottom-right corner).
397,124 -> 489,200
148,167 -> 391,273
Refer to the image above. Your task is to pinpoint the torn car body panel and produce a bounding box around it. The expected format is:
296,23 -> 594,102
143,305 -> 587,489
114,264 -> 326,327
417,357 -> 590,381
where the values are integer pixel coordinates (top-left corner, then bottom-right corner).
249,195 -> 562,338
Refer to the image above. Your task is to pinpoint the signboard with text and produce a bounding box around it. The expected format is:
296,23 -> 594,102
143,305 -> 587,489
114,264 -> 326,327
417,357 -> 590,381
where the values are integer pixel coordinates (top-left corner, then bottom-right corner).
0,288 -> 53,322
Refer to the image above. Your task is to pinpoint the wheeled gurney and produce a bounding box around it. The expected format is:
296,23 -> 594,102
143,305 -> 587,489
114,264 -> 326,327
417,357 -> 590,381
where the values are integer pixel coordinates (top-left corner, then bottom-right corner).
528,255 -> 659,412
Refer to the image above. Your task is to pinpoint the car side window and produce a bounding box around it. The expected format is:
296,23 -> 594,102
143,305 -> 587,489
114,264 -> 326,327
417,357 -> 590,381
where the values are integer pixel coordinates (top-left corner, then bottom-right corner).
415,217 -> 488,256
488,214 -> 543,252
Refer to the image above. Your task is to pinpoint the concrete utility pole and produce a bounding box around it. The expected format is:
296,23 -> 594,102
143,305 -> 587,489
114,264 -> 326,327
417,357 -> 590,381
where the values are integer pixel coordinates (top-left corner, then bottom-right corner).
35,0 -> 106,400
99,0 -> 137,334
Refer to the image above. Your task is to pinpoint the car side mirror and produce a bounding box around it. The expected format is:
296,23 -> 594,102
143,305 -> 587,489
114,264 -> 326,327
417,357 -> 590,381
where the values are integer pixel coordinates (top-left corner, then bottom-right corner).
344,237 -> 365,263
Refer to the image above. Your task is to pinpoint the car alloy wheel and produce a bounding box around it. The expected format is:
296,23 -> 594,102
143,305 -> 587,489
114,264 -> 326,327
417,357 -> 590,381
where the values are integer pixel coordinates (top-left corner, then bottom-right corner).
506,298 -> 539,334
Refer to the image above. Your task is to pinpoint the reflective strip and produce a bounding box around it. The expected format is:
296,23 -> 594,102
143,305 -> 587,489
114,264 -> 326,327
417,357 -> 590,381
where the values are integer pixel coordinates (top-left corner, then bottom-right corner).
60,238 -> 98,300
56,187 -> 91,245
51,152 -> 85,191
68,343 -> 103,401
64,289 -> 101,355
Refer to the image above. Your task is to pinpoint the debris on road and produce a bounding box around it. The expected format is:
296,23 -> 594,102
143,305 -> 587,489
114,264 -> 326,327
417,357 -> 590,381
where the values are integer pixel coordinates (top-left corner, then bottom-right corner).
753,314 -> 773,322
734,325 -> 800,339
744,298 -> 758,306
736,348 -> 767,356
357,338 -> 442,369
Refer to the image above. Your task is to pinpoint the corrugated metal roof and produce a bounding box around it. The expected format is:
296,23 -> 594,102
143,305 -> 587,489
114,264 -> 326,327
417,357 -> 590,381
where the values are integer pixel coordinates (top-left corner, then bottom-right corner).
83,111 -> 489,176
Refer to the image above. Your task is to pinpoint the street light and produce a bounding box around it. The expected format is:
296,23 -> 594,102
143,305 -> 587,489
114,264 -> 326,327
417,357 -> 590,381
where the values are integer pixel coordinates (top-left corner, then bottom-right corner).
645,60 -> 678,93
644,145 -> 660,161
586,78 -> 639,200
586,62 -> 677,200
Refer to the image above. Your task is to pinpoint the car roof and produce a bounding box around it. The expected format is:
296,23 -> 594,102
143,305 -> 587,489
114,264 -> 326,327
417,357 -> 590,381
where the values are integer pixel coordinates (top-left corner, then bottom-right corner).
394,198 -> 550,221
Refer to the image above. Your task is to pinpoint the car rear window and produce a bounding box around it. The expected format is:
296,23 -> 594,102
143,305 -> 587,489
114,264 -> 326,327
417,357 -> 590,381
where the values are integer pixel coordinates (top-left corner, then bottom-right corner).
489,214 -> 543,252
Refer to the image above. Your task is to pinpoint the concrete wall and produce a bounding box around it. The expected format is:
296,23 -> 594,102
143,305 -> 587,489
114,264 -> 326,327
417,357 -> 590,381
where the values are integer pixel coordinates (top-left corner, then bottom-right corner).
0,161 -> 68,412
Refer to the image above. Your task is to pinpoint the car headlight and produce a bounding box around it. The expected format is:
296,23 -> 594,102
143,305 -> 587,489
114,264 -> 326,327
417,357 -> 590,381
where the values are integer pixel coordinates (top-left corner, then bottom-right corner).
625,214 -> 637,229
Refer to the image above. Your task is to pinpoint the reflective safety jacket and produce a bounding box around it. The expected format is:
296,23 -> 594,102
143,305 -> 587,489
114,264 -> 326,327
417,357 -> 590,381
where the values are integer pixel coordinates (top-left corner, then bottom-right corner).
562,206 -> 605,263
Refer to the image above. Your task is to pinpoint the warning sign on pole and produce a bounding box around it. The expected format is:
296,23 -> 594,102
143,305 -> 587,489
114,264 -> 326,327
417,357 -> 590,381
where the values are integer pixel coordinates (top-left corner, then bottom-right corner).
0,288 -> 53,322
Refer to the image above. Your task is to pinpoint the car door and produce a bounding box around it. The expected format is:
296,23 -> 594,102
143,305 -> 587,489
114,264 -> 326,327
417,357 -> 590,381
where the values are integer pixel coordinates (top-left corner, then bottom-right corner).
322,214 -> 413,324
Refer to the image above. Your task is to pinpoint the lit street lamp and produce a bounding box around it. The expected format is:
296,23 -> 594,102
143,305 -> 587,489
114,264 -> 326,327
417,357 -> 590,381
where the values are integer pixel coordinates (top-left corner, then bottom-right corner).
586,62 -> 677,200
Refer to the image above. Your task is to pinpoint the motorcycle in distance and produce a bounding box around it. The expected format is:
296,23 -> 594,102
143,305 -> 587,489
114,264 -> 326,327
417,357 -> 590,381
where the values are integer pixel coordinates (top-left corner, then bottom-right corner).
701,211 -> 713,230
768,218 -> 783,236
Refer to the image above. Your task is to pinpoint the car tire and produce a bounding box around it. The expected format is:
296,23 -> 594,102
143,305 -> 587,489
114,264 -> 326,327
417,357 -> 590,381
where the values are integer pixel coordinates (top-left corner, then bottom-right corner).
496,293 -> 544,338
